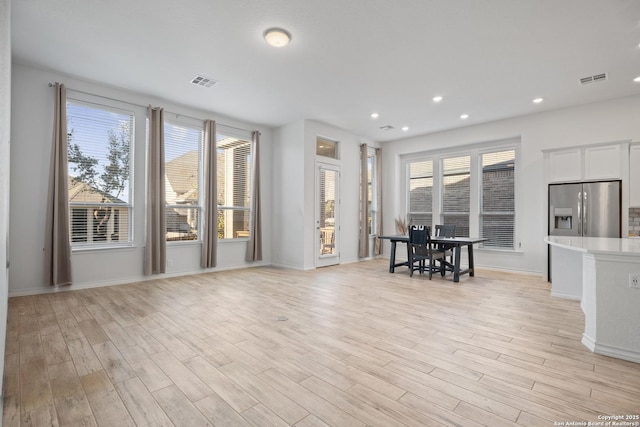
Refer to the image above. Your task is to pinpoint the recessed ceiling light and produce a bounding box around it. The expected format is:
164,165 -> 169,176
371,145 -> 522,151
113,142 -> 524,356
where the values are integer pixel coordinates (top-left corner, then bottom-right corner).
371,112 -> 379,119
264,28 -> 291,47
533,97 -> 544,104
402,126 -> 409,132
634,76 -> 640,83
432,96 -> 443,103
460,114 -> 469,119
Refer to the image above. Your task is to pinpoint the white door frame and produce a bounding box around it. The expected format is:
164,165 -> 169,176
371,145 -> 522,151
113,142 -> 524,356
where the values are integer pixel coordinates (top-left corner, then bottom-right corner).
315,162 -> 340,267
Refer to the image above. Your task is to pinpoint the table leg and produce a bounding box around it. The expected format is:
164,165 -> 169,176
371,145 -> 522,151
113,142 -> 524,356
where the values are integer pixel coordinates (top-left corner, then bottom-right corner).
468,243 -> 475,277
389,241 -> 397,273
453,244 -> 461,282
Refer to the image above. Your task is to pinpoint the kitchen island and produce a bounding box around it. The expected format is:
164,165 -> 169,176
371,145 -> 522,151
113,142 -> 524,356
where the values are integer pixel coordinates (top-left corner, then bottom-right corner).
545,236 -> 640,363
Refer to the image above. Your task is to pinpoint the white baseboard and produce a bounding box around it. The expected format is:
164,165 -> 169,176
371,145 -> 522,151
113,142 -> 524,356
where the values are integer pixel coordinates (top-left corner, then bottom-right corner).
582,333 -> 640,364
8,261 -> 271,297
550,290 -> 581,301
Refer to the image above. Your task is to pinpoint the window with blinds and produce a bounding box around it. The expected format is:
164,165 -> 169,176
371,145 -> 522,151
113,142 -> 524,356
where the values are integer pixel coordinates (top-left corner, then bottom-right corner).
164,121 -> 203,241
441,155 -> 470,236
67,101 -> 133,246
407,160 -> 433,226
480,150 -> 515,249
367,148 -> 377,235
217,134 -> 252,239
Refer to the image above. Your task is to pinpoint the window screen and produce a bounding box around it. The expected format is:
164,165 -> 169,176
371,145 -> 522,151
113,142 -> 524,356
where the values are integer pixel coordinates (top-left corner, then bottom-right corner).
407,160 -> 433,226
480,150 -> 515,249
67,101 -> 133,246
217,135 -> 252,239
164,121 -> 203,241
441,155 -> 470,236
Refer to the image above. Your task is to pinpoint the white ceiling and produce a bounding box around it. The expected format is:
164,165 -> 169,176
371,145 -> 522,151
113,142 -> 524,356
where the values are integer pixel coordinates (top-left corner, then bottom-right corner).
11,0 -> 640,142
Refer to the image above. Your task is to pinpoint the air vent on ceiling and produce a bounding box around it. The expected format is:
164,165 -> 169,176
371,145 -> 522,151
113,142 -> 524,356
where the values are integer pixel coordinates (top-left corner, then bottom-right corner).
580,73 -> 607,85
191,75 -> 217,88
379,125 -> 395,131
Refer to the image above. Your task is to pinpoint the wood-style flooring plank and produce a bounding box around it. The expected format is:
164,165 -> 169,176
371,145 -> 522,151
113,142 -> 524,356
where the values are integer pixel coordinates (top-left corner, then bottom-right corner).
4,261 -> 640,427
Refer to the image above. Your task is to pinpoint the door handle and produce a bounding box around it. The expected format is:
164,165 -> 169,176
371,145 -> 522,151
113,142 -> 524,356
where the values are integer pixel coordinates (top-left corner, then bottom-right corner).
577,192 -> 582,235
583,191 -> 587,236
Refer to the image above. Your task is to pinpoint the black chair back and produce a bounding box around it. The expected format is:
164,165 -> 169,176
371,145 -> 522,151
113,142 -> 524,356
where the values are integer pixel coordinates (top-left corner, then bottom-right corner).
435,224 -> 456,238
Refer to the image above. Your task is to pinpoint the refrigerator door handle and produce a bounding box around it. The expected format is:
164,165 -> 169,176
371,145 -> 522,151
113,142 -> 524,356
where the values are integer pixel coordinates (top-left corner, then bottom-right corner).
577,191 -> 582,235
583,191 -> 587,236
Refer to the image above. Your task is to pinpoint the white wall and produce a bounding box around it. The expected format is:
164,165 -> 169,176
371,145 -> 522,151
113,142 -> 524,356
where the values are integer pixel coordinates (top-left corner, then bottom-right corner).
271,120 -> 306,269
271,119 -> 378,270
9,63 -> 272,296
0,0 -> 12,411
383,95 -> 640,275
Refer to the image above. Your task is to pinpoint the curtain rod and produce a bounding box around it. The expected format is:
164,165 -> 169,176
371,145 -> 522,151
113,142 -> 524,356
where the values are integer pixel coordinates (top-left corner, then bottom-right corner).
49,82 -> 255,134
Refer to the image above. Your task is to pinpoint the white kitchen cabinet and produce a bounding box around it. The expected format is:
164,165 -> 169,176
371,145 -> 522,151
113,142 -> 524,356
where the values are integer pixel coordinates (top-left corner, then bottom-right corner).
546,143 -> 625,184
630,145 -> 640,207
584,144 -> 622,180
548,148 -> 581,182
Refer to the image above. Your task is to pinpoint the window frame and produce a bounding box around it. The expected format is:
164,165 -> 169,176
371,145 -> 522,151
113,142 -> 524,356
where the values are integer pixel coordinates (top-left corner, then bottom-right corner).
478,148 -> 517,250
440,154 -> 471,237
401,139 -> 520,252
66,98 -> 135,250
216,130 -> 253,240
406,158 -> 434,227
367,147 -> 377,236
163,118 -> 204,243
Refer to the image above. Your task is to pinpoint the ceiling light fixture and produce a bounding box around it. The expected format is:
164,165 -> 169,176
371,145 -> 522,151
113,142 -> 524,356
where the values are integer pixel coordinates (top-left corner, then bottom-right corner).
264,28 -> 291,47
460,114 -> 469,119
533,97 -> 544,104
432,96 -> 443,103
634,76 -> 640,83
371,112 -> 379,119
402,126 -> 409,132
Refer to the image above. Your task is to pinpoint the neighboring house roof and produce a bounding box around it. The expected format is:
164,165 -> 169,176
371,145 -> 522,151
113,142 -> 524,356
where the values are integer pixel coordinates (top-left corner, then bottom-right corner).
165,151 -> 198,199
68,176 -> 125,204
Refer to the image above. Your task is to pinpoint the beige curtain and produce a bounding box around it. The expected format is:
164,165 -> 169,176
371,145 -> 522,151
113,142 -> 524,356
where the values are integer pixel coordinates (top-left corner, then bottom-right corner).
44,83 -> 73,286
245,131 -> 262,261
374,147 -> 383,255
144,106 -> 166,275
358,143 -> 369,258
201,120 -> 217,268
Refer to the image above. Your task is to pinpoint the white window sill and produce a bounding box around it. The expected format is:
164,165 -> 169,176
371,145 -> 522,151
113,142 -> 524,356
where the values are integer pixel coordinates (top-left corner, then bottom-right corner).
72,243 -> 135,253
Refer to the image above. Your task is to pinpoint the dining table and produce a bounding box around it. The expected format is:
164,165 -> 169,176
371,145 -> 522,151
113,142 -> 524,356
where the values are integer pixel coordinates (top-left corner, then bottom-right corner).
378,234 -> 487,282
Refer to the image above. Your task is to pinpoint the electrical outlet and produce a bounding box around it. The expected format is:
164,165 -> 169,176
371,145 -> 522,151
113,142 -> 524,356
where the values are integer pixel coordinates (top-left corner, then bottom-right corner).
630,274 -> 640,289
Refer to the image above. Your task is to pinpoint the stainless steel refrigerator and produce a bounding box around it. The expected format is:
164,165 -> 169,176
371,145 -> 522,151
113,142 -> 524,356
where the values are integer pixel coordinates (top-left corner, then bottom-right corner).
548,180 -> 621,238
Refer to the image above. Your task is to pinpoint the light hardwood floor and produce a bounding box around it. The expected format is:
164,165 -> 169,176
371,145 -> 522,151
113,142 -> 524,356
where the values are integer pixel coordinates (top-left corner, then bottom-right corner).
3,259 -> 640,426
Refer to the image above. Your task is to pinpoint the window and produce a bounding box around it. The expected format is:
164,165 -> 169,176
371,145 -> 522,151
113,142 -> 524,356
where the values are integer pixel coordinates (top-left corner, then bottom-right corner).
164,121 -> 203,241
217,134 -> 252,239
316,136 -> 339,159
480,150 -> 515,249
367,148 -> 377,235
441,155 -> 470,236
407,160 -> 433,226
67,101 -> 133,246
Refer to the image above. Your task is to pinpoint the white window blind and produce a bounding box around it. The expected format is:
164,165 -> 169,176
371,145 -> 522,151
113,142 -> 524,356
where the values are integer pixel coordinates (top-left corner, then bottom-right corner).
407,160 -> 433,226
217,135 -> 252,239
164,121 -> 203,241
480,150 -> 515,249
441,155 -> 470,236
367,148 -> 377,235
67,101 -> 133,246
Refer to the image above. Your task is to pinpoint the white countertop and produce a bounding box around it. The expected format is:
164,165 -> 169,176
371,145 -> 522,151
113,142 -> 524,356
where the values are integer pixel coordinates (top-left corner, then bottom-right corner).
545,236 -> 640,255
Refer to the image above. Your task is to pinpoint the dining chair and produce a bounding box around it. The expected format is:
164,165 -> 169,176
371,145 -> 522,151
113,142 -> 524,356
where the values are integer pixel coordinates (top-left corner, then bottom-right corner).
408,225 -> 445,279
434,224 -> 456,275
